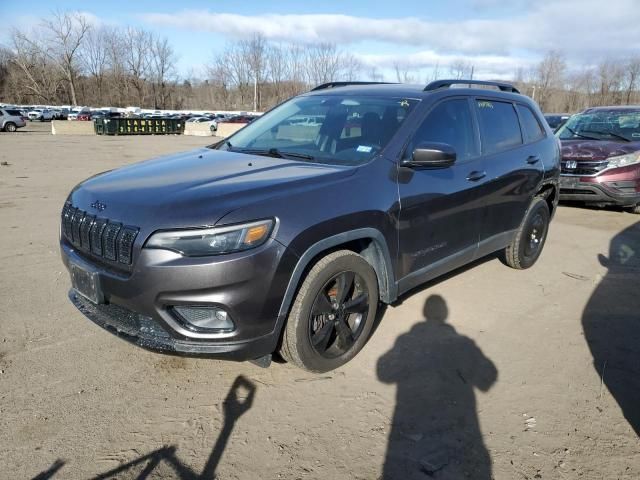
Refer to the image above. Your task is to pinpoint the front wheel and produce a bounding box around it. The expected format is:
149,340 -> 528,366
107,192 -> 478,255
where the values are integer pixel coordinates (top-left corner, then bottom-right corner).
503,197 -> 550,269
280,250 -> 379,372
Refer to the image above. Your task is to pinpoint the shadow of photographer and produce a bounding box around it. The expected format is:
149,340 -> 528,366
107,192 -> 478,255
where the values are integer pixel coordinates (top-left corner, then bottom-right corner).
377,294 -> 498,479
32,375 -> 257,480
583,221 -> 640,437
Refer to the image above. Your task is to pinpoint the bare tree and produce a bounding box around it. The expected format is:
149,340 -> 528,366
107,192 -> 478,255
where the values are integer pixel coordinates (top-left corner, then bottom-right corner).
123,27 -> 152,106
81,26 -> 110,105
449,59 -> 473,80
40,11 -> 90,105
534,50 -> 566,112
241,34 -> 267,111
306,43 -> 343,86
10,29 -> 62,103
624,57 -> 640,104
150,36 -> 177,109
393,62 -> 417,83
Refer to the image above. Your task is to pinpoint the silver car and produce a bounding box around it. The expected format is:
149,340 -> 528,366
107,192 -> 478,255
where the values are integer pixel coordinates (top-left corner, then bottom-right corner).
0,108 -> 27,132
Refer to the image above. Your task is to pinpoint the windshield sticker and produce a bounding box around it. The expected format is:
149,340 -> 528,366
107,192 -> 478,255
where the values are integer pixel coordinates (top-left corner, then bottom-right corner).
357,145 -> 373,153
478,101 -> 494,109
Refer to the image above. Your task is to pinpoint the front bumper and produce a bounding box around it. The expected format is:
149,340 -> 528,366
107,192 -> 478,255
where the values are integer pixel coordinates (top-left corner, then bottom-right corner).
61,237 -> 298,360
559,167 -> 640,206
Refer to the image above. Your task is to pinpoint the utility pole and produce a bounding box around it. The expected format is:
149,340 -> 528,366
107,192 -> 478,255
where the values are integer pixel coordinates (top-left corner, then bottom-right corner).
253,76 -> 257,113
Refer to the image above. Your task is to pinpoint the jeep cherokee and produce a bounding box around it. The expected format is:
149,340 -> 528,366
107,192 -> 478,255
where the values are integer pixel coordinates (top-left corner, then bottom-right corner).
60,80 -> 560,372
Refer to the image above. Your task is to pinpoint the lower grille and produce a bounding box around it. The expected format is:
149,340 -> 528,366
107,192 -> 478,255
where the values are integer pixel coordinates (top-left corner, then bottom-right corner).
560,188 -> 597,195
61,203 -> 139,265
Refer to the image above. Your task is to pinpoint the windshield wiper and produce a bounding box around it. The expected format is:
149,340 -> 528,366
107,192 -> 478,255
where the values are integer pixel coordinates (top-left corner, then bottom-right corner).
563,126 -> 600,141
234,147 -> 315,161
582,130 -> 631,142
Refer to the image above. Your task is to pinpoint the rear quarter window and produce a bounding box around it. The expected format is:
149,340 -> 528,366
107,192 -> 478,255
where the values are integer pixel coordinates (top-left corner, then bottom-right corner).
6,109 -> 22,116
476,100 -> 522,155
517,105 -> 545,143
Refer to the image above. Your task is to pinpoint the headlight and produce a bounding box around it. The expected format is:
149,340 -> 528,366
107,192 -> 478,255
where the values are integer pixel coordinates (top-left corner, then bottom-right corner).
145,219 -> 274,256
607,152 -> 640,168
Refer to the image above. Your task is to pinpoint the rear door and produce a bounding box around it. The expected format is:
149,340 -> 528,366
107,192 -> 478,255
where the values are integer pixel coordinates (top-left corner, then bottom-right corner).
473,98 -> 544,250
397,97 -> 486,290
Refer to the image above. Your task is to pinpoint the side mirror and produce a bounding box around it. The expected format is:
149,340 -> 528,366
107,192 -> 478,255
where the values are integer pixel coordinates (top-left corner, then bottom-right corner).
402,142 -> 456,169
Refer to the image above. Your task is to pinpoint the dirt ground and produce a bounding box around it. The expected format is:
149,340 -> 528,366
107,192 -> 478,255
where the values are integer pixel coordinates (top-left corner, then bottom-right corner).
0,122 -> 638,480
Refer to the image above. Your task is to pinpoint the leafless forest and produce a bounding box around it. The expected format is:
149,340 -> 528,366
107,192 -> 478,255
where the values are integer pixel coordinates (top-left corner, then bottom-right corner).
1,12 -> 639,113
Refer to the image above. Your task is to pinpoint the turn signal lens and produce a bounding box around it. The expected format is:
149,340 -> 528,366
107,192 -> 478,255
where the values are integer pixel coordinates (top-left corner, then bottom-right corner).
244,224 -> 269,245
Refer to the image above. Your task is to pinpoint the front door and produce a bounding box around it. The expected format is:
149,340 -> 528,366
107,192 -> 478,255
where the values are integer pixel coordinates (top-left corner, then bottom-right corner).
397,97 -> 486,292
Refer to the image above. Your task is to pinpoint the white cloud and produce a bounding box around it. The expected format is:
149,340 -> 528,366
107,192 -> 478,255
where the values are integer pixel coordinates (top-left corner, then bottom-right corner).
141,2 -> 640,60
356,50 -> 536,80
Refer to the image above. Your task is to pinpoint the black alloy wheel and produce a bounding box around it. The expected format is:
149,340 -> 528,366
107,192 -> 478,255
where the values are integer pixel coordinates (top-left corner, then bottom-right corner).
308,271 -> 369,359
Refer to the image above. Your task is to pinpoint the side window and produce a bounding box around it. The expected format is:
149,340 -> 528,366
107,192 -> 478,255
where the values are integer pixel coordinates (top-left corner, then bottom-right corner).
475,100 -> 522,154
406,98 -> 478,161
517,104 -> 545,143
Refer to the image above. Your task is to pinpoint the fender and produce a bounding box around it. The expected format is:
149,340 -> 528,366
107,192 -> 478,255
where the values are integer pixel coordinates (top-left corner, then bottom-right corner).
277,228 -> 397,319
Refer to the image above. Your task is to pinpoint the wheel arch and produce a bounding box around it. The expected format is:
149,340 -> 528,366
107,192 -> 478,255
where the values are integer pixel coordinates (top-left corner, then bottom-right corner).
535,181 -> 558,217
277,228 -> 396,320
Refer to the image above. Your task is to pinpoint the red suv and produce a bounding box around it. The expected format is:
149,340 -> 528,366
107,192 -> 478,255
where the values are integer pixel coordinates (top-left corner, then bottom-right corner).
557,106 -> 640,214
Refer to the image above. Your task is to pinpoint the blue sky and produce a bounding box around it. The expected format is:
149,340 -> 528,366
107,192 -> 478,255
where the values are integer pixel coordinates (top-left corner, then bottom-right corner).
2,0 -> 639,81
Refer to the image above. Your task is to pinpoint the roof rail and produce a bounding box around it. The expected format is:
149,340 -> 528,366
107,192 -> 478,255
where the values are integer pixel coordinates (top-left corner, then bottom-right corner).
424,79 -> 520,94
311,81 -> 396,91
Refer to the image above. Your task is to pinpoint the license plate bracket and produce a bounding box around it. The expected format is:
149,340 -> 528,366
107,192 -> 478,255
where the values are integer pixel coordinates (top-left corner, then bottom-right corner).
70,263 -> 103,304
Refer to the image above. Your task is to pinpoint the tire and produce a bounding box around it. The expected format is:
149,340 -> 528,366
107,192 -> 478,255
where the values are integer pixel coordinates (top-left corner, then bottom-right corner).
4,122 -> 16,132
280,250 -> 379,372
40,116 -> 44,122
504,197 -> 550,270
626,204 -> 640,215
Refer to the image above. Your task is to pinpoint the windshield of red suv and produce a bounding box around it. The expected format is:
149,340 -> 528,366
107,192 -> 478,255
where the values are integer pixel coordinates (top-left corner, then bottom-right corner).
557,110 -> 640,142
217,95 -> 419,165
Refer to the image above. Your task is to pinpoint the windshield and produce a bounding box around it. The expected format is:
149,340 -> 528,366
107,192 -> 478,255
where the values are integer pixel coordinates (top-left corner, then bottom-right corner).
557,110 -> 640,142
215,94 -> 419,165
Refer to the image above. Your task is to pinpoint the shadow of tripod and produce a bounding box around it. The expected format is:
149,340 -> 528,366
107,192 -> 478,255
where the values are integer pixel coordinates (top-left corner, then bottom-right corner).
33,375 -> 257,480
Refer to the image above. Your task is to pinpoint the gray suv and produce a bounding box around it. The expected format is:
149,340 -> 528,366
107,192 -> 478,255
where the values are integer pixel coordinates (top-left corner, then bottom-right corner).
0,108 -> 26,132
60,80 -> 560,372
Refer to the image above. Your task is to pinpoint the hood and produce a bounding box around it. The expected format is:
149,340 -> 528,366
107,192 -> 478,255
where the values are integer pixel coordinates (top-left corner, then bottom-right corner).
68,148 -> 357,229
561,139 -> 640,162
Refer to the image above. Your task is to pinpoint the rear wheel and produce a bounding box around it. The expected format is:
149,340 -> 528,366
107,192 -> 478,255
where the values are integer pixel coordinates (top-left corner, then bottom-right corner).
4,122 -> 16,132
280,250 -> 379,372
504,197 -> 550,269
627,204 -> 640,215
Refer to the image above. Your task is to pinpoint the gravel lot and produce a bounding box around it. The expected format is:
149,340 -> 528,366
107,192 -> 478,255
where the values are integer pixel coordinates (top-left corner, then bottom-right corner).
1,122 -> 638,479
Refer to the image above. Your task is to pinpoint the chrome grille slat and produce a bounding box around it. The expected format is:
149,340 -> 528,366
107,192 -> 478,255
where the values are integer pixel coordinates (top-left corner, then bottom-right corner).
561,159 -> 609,176
61,203 -> 138,266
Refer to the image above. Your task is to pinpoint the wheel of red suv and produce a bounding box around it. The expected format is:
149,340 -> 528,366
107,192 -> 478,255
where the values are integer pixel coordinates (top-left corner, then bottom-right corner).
4,122 -> 16,132
280,250 -> 379,372
504,197 -> 550,270
626,204 -> 640,215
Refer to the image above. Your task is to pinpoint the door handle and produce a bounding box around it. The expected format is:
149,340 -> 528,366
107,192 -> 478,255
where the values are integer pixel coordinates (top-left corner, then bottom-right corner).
526,155 -> 540,164
466,171 -> 487,182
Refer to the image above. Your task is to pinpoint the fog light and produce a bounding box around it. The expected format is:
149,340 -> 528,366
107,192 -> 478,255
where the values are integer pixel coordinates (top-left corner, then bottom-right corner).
172,306 -> 235,332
